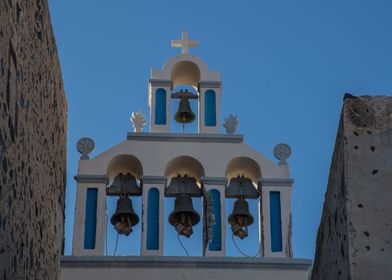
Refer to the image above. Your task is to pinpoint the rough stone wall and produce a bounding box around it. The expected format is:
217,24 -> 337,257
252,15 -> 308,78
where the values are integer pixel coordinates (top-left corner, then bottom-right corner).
0,0 -> 67,279
311,95 -> 392,280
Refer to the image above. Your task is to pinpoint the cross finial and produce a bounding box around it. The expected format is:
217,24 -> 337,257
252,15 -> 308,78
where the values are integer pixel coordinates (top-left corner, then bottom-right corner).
172,32 -> 199,54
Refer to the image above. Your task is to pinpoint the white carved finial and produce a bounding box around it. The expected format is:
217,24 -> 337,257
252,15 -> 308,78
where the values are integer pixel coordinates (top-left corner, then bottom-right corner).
130,111 -> 146,132
223,114 -> 239,134
76,137 -> 95,160
273,143 -> 292,165
172,32 -> 199,54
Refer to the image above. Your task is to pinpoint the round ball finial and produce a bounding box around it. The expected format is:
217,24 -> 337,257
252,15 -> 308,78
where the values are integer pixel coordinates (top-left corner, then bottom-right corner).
77,137 -> 95,160
273,143 -> 292,165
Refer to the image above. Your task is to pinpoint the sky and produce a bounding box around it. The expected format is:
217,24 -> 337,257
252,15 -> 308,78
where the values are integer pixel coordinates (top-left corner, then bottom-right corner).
48,0 -> 392,259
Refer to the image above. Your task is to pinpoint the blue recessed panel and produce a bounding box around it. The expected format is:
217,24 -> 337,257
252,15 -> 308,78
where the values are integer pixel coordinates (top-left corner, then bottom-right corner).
147,188 -> 160,250
84,188 -> 98,249
208,189 -> 222,251
204,90 -> 216,126
270,191 -> 282,252
155,88 -> 166,125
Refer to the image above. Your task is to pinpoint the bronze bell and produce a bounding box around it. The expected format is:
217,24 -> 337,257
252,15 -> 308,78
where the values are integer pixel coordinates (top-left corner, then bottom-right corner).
168,194 -> 200,237
228,197 -> 254,239
174,97 -> 196,124
111,197 -> 139,236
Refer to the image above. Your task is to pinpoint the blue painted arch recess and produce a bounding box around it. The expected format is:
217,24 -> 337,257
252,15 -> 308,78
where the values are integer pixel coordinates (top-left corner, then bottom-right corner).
204,90 -> 216,126
208,189 -> 222,251
155,88 -> 166,125
84,188 -> 98,249
147,188 -> 160,250
270,191 -> 283,252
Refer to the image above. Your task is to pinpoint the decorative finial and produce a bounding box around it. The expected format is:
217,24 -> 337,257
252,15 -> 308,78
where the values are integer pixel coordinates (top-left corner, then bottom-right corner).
172,32 -> 199,54
273,143 -> 292,165
223,114 -> 239,134
76,137 -> 95,160
130,111 -> 146,132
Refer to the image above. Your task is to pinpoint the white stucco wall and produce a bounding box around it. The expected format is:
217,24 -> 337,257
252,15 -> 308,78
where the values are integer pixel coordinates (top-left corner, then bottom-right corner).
60,256 -> 311,280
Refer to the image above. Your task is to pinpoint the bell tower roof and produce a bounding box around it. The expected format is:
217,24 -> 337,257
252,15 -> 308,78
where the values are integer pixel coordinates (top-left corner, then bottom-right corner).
151,53 -> 220,84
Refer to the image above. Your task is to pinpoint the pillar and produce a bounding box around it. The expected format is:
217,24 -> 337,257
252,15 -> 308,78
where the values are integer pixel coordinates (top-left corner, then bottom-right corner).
149,79 -> 172,133
260,177 -> 293,258
202,177 -> 227,256
140,176 -> 166,256
198,81 -> 221,134
72,175 -> 108,256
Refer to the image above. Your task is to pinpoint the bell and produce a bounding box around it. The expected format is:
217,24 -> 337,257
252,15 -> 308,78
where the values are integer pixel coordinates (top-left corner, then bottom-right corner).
110,197 -> 139,236
168,194 -> 200,237
228,197 -> 254,239
174,97 -> 196,124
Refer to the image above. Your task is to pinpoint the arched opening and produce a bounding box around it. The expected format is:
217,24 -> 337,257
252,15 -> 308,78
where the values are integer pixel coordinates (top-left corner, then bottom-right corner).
164,155 -> 205,256
105,155 -> 143,256
106,154 -> 143,184
170,84 -> 199,133
225,157 -> 261,187
225,157 -> 261,256
164,155 -> 205,184
171,61 -> 201,88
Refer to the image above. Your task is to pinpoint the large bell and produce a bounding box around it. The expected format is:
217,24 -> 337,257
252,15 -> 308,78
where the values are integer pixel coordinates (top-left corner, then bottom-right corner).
228,197 -> 254,239
110,197 -> 139,236
174,97 -> 196,124
168,194 -> 200,237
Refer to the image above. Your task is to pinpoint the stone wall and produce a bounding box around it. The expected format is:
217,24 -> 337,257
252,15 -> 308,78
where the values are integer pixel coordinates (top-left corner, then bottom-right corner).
311,95 -> 392,280
0,0 -> 66,279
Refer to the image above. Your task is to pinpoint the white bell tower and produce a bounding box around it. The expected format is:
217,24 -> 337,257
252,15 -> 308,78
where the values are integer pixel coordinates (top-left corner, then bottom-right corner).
149,32 -> 222,134
61,32 -> 312,280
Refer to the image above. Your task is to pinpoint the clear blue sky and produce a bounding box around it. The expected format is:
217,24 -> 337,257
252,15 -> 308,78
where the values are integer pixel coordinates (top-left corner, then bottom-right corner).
48,0 -> 392,259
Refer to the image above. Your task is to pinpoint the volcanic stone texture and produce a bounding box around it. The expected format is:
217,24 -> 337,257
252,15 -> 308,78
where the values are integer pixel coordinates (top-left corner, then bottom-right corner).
0,0 -> 67,279
311,96 -> 392,280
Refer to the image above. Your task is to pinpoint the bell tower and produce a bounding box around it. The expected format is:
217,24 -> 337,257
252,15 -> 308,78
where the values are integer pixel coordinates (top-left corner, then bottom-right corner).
62,32 -> 312,280
149,32 -> 221,134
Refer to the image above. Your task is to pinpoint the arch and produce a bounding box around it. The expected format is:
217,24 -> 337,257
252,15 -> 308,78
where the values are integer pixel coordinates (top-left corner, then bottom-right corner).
170,61 -> 201,87
152,54 -> 220,83
106,154 -> 143,183
204,90 -> 216,126
225,157 -> 262,187
164,155 -> 205,184
155,88 -> 167,125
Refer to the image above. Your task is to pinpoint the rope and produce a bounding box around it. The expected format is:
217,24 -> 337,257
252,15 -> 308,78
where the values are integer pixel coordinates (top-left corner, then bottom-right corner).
177,233 -> 190,256
113,232 -> 119,256
231,234 -> 260,258
105,214 -> 108,256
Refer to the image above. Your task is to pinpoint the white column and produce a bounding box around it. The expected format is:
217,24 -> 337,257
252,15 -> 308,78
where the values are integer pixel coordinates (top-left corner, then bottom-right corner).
260,178 -> 293,258
72,175 -> 108,256
149,79 -> 172,133
198,81 -> 221,134
140,176 -> 166,256
202,177 -> 227,257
